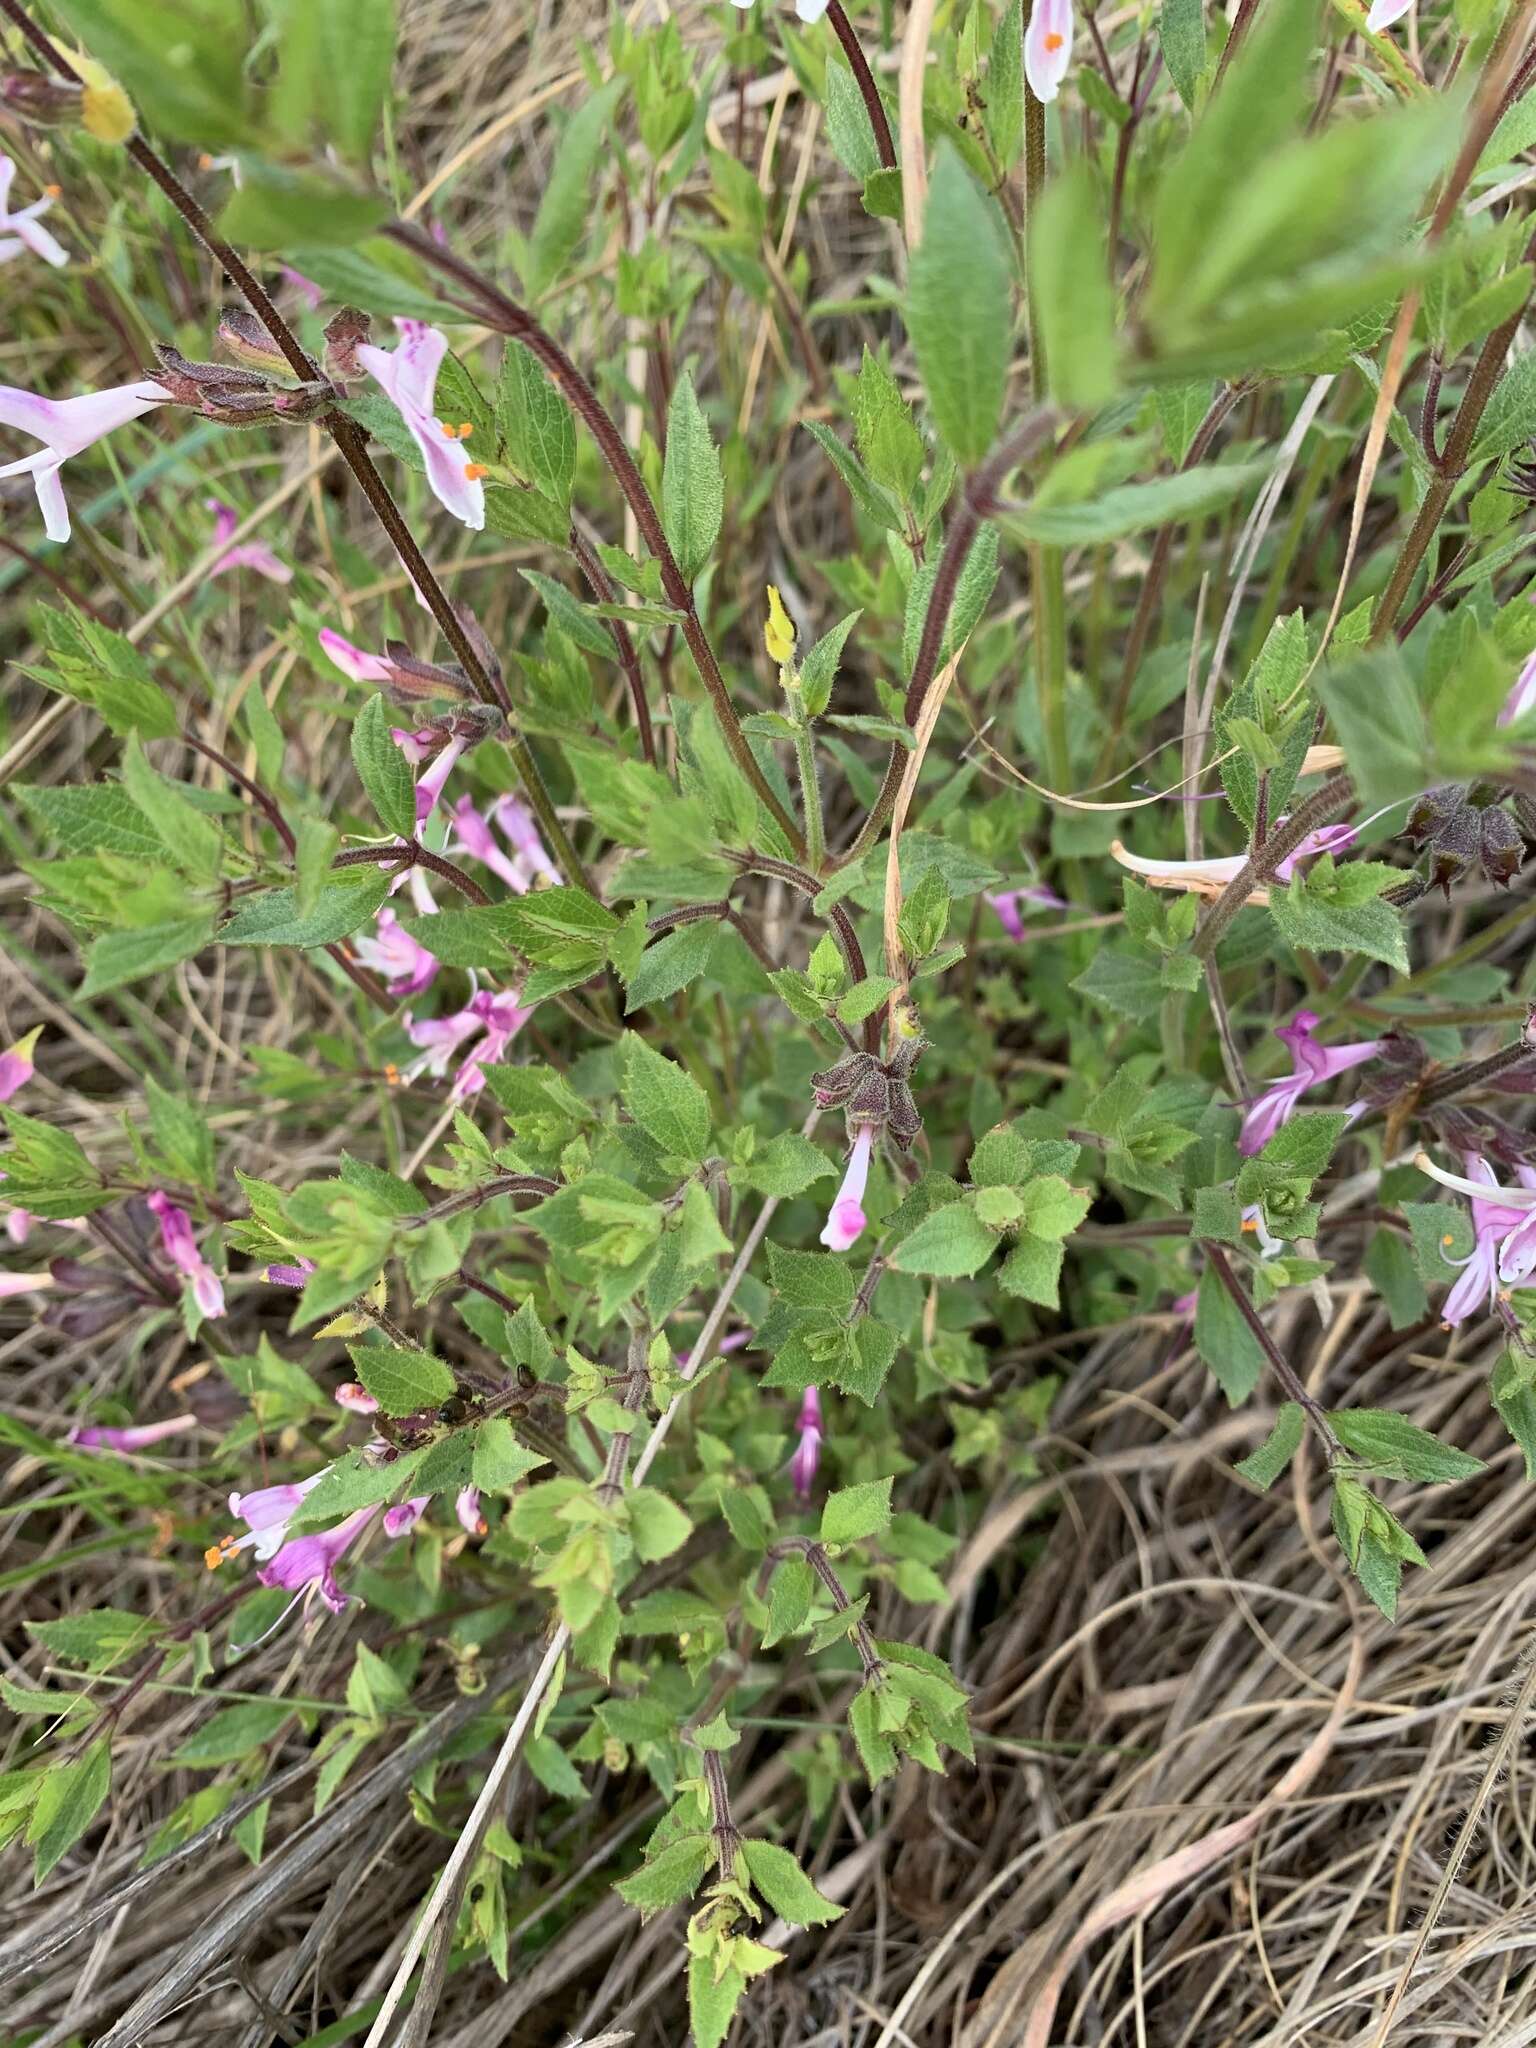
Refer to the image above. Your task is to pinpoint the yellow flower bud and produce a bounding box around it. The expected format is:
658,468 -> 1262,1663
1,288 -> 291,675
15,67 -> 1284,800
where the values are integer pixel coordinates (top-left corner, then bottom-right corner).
76,56 -> 135,144
763,584 -> 795,665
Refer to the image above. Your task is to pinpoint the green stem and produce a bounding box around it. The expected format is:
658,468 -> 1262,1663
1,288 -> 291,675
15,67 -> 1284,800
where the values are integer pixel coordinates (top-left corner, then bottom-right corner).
791,703 -> 827,875
1032,543 -> 1070,789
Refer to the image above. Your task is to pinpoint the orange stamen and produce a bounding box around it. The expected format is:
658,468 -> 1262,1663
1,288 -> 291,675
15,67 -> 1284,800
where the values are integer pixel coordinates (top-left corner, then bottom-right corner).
204,1533 -> 237,1570
457,422 -> 472,438
383,1061 -> 401,1087
1443,1233 -> 1455,1247
1241,1217 -> 1257,1232
44,183 -> 61,199
463,462 -> 489,481
1044,30 -> 1064,48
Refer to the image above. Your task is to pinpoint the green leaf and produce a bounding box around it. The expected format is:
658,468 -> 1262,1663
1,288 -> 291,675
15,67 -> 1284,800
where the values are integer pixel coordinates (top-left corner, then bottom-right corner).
318,0 -> 396,160
49,0 -> 252,146
624,922 -> 718,1013
762,1557 -> 814,1647
996,1233 -> 1065,1307
906,145 -> 1012,465
740,1133 -> 837,1199
347,1343 -> 456,1416
820,1477 -> 893,1547
526,79 -> 625,297
1234,1403 -> 1304,1489
172,1701 -> 291,1768
285,239 -> 456,320
1268,861 -> 1408,974
1194,1262 -> 1267,1404
1017,1176 -> 1092,1241
890,1201 -> 997,1278
144,1076 -> 215,1188
1493,1350 -> 1536,1478
1031,163 -> 1119,411
21,610 -> 176,740
626,1486 -> 693,1562
1364,1227 -> 1428,1330
471,1419 -> 548,1492
121,739 -> 222,879
27,1740 -> 110,1883
661,370 -> 724,582
824,56 -> 880,180
79,916 -> 216,999
688,1948 -> 749,2048
221,164 -> 387,249
1004,463 -> 1265,546
741,1839 -> 844,1926
497,341 -> 577,508
351,695 -> 416,839
620,1033 -> 711,1163
1329,1409 -> 1483,1484
220,872 -> 391,948
1160,0 -> 1208,111
16,784 -> 161,860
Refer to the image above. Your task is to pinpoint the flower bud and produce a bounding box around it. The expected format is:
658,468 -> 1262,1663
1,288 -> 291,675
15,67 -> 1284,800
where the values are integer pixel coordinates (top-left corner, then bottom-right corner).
217,305 -> 294,378
0,68 -> 83,126
323,305 -> 371,381
76,57 -> 135,144
1479,806 -> 1525,889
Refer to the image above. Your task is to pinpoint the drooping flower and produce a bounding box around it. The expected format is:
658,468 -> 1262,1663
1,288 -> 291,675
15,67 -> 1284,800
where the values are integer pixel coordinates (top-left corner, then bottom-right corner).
68,1413 -> 197,1454
1501,650 -> 1536,728
791,1386 -> 823,1501
319,627 -> 393,684
0,154 -> 68,268
1416,1154 -> 1536,1302
1110,823 -> 1366,904
984,885 -> 1067,939
334,1381 -> 380,1414
355,321 -> 486,530
456,1486 -> 487,1537
1429,1155 -> 1536,1328
353,907 -> 439,996
1236,1012 -> 1382,1158
1497,1168 -> 1536,1285
400,1002 -> 488,1085
264,1256 -> 317,1287
1025,0 -> 1074,103
207,1467 -> 337,1568
452,989 -> 534,1098
393,723 -> 469,825
1365,0 -> 1413,30
0,1026 -> 41,1101
258,1506 -> 377,1614
820,1125 -> 875,1252
382,1494 -> 431,1538
0,1269 -> 56,1300
0,376 -> 170,542
146,1189 -> 225,1319
206,498 -> 292,584
448,796 -> 531,894
494,795 -> 561,888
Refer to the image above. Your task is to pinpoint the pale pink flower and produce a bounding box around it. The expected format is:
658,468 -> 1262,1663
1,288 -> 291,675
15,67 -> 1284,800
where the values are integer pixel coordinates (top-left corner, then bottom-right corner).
791,1386 -> 823,1501
494,795 -> 560,887
985,885 -> 1066,939
258,1506 -> 376,1614
211,1467 -> 336,1567
0,377 -> 169,542
353,907 -> 439,996
1366,0 -> 1413,29
1236,1012 -> 1381,1157
279,265 -> 324,310
206,498 -> 292,584
0,1269 -> 55,1300
456,1486 -> 486,1536
1111,822 -> 1365,902
1501,650 -> 1536,728
355,321 -> 485,530
451,988 -> 534,1098
68,1413 -> 197,1454
401,1002 -> 486,1084
1497,1168 -> 1536,1284
1025,0 -> 1074,102
392,724 -> 468,825
1433,1156 -> 1536,1328
146,1189 -> 225,1319
263,1256 -> 316,1287
449,797 -> 530,894
382,1494 -> 431,1538
0,155 -> 68,268
319,627 -> 392,684
0,1026 -> 40,1102
820,1125 -> 874,1252
334,1381 -> 380,1414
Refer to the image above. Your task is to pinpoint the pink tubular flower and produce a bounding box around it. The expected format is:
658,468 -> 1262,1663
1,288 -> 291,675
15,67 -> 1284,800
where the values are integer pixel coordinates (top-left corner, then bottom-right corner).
494,796 -> 561,887
319,627 -> 392,684
401,1001 -> 487,1084
0,1269 -> 55,1300
0,377 -> 170,543
1236,1012 -> 1382,1158
264,1256 -> 316,1287
334,1381 -> 380,1414
1025,0 -> 1074,102
1110,822 -> 1366,902
820,1125 -> 874,1252
0,1026 -> 41,1102
258,1506 -> 377,1614
791,1386 -> 823,1502
68,1413 -> 197,1454
355,321 -> 486,530
456,1486 -> 486,1537
0,155 -> 68,269
146,1189 -> 225,1318
984,885 -> 1066,939
1497,1168 -> 1536,1284
1501,650 -> 1536,728
452,989 -> 534,1098
1435,1156 -> 1536,1328
1415,1154 -> 1536,1300
209,1467 -> 336,1568
449,797 -> 530,894
383,1494 -> 431,1537
279,265 -> 324,310
354,907 -> 439,996
393,724 -> 468,825
206,498 -> 292,584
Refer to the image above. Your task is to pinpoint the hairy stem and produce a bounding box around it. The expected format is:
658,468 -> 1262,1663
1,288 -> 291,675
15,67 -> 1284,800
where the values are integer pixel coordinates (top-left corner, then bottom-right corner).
1191,773 -> 1354,963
